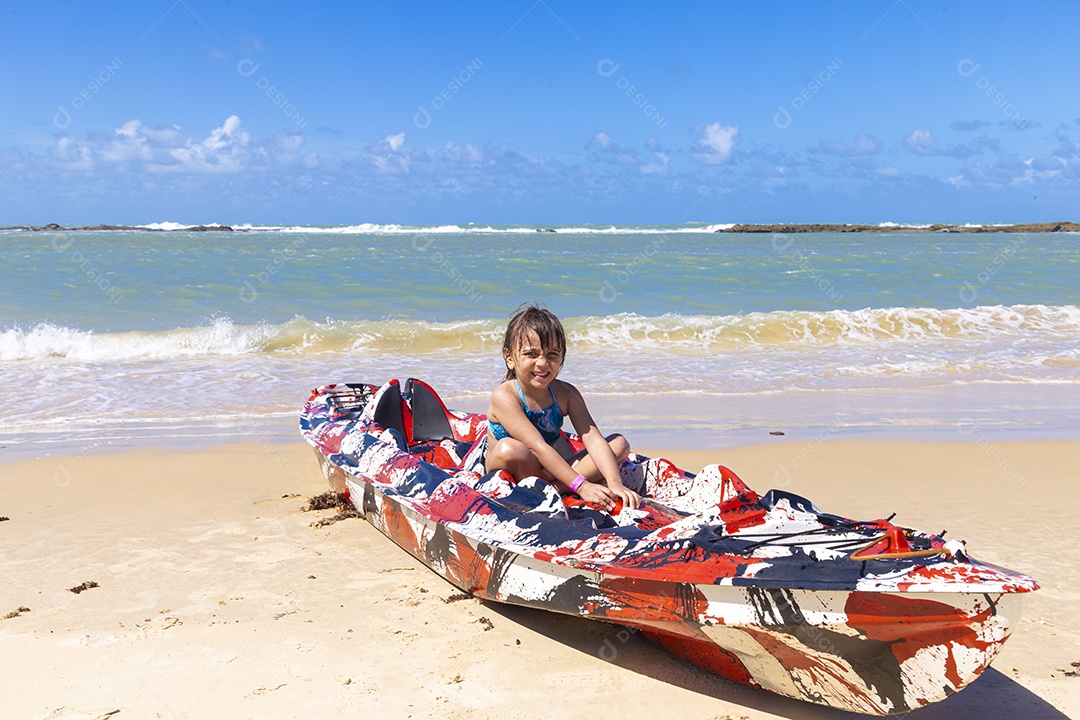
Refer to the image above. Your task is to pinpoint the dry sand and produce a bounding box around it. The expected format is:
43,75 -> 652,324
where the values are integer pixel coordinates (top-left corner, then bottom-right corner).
1,438 -> 1077,720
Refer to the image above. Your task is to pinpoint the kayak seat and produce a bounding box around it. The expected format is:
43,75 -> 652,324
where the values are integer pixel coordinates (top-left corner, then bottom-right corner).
456,433 -> 489,474
408,438 -> 472,470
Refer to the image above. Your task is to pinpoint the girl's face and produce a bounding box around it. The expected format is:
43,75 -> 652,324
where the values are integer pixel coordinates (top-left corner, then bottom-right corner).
505,330 -> 563,391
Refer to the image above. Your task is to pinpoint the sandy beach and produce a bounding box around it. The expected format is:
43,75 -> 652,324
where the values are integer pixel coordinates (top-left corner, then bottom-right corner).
6,1 -> 1080,716
2,437 -> 1077,720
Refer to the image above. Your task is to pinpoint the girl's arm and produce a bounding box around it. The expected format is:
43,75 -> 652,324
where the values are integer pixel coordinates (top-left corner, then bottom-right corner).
562,382 -> 641,509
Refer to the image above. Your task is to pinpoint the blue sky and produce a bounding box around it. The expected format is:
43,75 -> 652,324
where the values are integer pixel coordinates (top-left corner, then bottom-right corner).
2,1 -> 1078,225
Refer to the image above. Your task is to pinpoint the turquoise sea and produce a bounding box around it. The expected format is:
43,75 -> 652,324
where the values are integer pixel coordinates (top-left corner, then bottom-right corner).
2,224 -> 1078,460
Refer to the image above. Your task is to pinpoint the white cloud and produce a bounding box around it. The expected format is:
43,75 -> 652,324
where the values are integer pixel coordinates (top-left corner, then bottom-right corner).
904,128 -> 938,155
96,119 -> 162,165
640,151 -> 669,175
274,133 -> 305,153
820,133 -> 880,157
51,135 -> 92,169
697,122 -> 738,164
115,119 -> 141,138
167,115 -> 251,172
1010,165 -> 1062,186
589,131 -> 613,149
364,133 -> 420,176
372,153 -> 411,176
588,132 -> 641,167
45,115 -> 313,175
855,134 -> 880,154
271,132 -> 318,168
140,124 -> 184,147
442,141 -> 484,164
34,112 -> 1080,220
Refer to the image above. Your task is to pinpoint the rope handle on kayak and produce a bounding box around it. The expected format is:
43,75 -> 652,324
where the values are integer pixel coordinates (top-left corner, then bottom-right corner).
848,525 -> 949,561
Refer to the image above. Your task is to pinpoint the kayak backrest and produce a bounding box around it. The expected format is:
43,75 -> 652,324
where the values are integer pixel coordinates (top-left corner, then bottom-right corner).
355,379 -> 486,474
368,379 -> 408,440
403,378 -> 455,443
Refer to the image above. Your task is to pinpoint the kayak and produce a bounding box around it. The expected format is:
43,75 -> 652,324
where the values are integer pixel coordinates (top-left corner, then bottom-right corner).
299,378 -> 1038,715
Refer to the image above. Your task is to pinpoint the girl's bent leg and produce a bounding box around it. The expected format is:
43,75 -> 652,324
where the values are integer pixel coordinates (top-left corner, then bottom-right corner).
485,437 -> 548,481
571,433 -> 630,481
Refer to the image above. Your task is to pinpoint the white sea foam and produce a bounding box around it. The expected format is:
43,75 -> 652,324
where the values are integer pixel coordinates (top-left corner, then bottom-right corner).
0,319 -> 278,361
3,305 -> 1077,363
137,221 -> 227,231
4,306 -> 1079,458
565,305 -> 1080,349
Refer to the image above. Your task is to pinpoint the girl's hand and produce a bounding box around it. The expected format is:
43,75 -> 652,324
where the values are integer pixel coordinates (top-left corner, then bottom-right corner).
576,481 -> 617,511
606,482 -> 641,510
575,480 -> 641,512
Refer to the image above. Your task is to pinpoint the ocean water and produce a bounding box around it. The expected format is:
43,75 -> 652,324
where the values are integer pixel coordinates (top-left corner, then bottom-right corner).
1,224 -> 1078,460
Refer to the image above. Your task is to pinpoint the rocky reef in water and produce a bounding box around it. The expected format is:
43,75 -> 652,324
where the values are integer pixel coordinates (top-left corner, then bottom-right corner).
1,223 -> 236,232
715,222 -> 1080,233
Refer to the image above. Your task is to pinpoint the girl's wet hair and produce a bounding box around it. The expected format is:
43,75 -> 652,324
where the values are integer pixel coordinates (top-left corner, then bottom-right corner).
502,305 -> 566,380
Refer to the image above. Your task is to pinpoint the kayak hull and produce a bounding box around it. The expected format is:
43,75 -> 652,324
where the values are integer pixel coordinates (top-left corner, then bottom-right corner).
301,381 -> 1035,715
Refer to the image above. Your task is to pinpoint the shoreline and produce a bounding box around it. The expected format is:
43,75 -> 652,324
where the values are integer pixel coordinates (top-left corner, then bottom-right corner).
1,438 -> 1077,718
5,388 -> 1079,467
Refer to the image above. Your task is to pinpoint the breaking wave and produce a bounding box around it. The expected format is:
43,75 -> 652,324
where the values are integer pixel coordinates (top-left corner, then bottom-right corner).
3,304 -> 1077,362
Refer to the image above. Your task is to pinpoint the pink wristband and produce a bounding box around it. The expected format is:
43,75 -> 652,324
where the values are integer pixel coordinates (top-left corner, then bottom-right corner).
569,475 -> 587,493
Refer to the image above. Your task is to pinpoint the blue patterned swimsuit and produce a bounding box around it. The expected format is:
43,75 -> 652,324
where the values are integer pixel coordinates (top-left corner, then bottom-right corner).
488,380 -> 564,445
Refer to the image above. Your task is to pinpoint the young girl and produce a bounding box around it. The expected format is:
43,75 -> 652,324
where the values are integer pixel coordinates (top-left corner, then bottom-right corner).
485,305 -> 641,511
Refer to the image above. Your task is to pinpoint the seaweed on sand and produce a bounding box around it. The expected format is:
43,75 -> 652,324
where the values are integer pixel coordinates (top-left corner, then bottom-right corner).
303,491 -> 361,527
